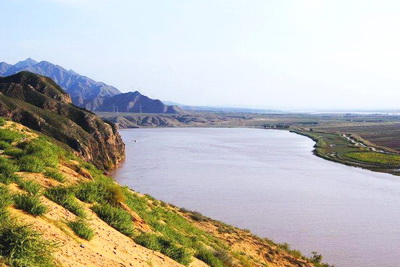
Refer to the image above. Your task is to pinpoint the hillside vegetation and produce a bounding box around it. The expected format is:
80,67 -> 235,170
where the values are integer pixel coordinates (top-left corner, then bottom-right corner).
0,118 -> 326,266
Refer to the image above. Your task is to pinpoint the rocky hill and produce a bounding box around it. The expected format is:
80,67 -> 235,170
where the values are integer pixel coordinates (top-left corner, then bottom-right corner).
0,71 -> 124,170
0,59 -> 182,114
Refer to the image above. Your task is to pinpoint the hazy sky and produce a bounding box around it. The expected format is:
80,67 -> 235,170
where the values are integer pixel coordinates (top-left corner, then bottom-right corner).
2,0 -> 400,110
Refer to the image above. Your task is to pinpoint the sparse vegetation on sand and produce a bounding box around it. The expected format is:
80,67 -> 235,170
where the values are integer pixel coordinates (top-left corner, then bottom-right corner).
45,187 -> 85,217
14,194 -> 47,216
91,203 -> 134,237
0,219 -> 56,266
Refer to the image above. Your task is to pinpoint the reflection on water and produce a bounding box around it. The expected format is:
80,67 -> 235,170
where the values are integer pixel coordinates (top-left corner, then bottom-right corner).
112,128 -> 400,267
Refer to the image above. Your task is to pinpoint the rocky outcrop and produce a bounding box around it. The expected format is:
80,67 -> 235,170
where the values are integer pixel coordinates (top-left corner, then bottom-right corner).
0,71 -> 125,170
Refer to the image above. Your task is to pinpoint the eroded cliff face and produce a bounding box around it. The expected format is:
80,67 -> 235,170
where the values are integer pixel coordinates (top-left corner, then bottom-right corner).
0,71 -> 125,170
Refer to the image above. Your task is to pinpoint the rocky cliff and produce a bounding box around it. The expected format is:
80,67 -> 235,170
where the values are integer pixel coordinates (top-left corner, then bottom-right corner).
0,71 -> 124,170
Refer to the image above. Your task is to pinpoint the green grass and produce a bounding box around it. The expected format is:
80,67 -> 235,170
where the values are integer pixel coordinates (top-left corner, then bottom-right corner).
18,155 -> 45,172
75,176 -> 125,205
195,247 -> 224,267
0,219 -> 56,266
0,141 -> 11,150
345,152 -> 400,165
14,194 -> 47,216
0,117 -> 6,126
0,157 -> 20,185
17,180 -> 42,196
3,147 -> 24,158
45,187 -> 85,217
0,129 -> 24,143
18,137 -> 62,168
0,186 -> 14,218
134,233 -> 192,265
91,203 -> 134,237
44,168 -> 65,182
67,219 -> 95,240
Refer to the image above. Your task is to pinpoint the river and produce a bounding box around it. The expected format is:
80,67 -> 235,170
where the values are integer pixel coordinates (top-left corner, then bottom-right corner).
112,128 -> 400,267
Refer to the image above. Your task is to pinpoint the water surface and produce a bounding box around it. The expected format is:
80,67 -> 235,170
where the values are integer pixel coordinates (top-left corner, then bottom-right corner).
112,128 -> 400,267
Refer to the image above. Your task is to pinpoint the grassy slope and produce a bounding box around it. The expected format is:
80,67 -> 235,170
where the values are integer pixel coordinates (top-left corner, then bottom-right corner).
0,119 -> 327,267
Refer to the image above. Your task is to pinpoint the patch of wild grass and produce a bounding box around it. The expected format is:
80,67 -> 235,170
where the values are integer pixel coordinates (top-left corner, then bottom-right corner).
45,187 -> 85,217
134,233 -> 192,265
14,194 -> 47,216
195,247 -> 224,267
67,219 -> 94,240
0,117 -> 6,126
18,137 -> 62,168
0,141 -> 11,150
44,168 -> 65,182
18,155 -> 45,173
0,186 -> 14,217
75,176 -> 125,205
0,129 -> 24,144
3,147 -> 24,158
91,203 -> 133,237
0,219 -> 56,266
0,157 -> 20,185
17,180 -> 42,196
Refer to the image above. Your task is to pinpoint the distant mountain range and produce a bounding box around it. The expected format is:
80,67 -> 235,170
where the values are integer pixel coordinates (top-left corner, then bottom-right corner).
0,58 -> 182,114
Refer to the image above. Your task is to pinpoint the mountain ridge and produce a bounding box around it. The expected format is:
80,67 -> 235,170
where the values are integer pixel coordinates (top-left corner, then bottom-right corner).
0,59 -> 182,114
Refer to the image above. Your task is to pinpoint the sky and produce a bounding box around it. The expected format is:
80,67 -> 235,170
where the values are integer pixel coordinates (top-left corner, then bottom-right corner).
1,0 -> 400,110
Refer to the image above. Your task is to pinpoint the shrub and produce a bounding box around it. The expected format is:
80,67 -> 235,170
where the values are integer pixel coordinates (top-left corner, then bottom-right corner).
0,158 -> 20,184
17,180 -> 41,196
91,204 -> 133,236
75,177 -> 125,205
135,233 -> 192,265
45,187 -> 85,217
3,147 -> 24,158
18,155 -> 45,173
44,169 -> 65,182
0,219 -> 56,266
67,219 -> 94,240
0,129 -> 23,143
195,247 -> 224,267
14,194 -> 47,216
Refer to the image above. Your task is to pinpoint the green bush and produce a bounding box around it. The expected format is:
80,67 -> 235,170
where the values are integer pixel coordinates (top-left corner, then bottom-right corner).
18,155 -> 45,173
75,177 -> 125,205
17,180 -> 41,196
3,147 -> 24,158
91,204 -> 133,236
14,194 -> 47,216
0,129 -> 23,143
0,158 -> 20,184
45,187 -> 85,217
135,233 -> 192,265
67,219 -> 95,240
44,169 -> 65,182
0,219 -> 56,266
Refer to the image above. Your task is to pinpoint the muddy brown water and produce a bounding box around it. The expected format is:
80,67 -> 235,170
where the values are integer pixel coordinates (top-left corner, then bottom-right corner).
112,128 -> 400,267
